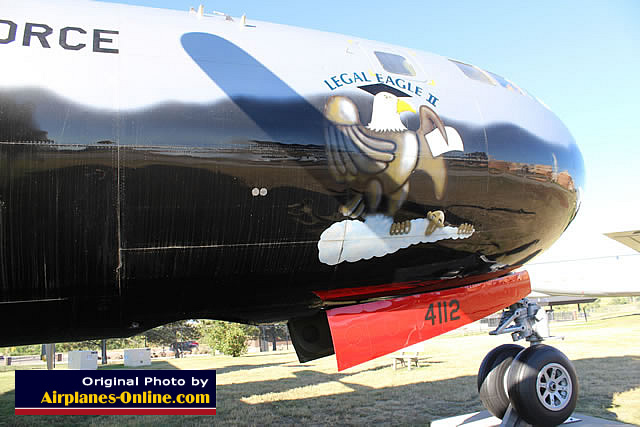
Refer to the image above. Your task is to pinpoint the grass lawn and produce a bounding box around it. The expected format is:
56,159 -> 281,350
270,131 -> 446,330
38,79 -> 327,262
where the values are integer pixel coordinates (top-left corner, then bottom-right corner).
0,312 -> 638,425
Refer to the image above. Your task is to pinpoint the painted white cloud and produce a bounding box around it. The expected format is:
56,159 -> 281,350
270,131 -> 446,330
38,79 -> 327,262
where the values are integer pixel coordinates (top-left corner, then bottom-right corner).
318,215 -> 473,265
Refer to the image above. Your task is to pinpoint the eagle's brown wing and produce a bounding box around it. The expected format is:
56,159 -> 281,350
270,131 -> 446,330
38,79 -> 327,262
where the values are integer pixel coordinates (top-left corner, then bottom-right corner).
416,105 -> 448,200
324,96 -> 398,184
417,105 -> 448,145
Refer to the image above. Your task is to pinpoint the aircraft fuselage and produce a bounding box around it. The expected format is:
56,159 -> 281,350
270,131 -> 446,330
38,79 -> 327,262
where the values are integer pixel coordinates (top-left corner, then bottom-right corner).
0,1 -> 584,345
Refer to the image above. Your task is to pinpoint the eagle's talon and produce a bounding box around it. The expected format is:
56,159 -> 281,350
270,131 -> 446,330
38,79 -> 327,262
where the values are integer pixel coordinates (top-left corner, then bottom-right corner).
457,223 -> 474,235
389,220 -> 411,236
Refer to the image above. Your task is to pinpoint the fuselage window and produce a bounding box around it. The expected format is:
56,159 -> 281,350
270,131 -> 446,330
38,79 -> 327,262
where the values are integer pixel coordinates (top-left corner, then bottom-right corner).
374,51 -> 416,76
487,71 -> 528,96
449,60 -> 495,85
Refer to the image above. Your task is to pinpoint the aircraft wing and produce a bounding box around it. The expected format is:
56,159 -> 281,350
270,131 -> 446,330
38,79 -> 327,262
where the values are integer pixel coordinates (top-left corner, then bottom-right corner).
527,294 -> 596,307
604,230 -> 640,252
527,255 -> 640,297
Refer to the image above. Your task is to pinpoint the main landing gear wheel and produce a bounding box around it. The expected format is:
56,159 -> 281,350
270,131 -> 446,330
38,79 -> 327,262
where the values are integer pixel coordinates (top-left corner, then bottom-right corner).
507,344 -> 578,426
481,298 -> 579,426
477,344 -> 524,419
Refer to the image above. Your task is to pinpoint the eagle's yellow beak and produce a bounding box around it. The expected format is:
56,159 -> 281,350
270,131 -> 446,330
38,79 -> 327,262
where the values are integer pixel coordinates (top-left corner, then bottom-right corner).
397,99 -> 416,114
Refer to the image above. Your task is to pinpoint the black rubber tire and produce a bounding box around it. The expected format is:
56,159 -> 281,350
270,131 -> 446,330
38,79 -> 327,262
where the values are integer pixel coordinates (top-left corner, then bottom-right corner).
507,344 -> 578,426
477,344 -> 524,419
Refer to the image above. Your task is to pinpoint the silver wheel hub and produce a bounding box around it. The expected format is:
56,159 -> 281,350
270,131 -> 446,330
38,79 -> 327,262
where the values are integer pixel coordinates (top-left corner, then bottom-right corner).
536,362 -> 572,411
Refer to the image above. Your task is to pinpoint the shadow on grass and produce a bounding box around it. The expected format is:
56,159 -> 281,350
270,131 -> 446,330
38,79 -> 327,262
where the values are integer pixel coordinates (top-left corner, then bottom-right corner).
98,361 -> 180,370
600,313 -> 640,321
241,351 -> 296,358
215,356 -> 640,424
212,362 -> 290,375
0,356 -> 637,425
98,360 -> 288,374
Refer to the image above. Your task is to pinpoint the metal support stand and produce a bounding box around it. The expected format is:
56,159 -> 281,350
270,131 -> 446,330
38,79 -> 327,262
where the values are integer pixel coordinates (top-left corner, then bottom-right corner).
500,406 -> 581,426
500,405 -> 532,427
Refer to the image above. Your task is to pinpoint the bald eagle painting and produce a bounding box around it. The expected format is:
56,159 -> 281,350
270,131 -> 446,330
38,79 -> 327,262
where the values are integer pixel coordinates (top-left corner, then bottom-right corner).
318,84 -> 473,266
324,84 -> 461,221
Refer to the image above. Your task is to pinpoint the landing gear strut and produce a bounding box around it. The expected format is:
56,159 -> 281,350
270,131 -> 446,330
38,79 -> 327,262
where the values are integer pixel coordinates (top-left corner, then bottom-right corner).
478,299 -> 578,426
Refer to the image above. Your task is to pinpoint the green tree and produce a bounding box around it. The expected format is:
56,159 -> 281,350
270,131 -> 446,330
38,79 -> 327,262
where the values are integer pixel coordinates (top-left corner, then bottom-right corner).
200,321 -> 258,357
55,337 -> 146,352
56,341 -> 100,352
145,320 -> 201,348
0,344 -> 40,356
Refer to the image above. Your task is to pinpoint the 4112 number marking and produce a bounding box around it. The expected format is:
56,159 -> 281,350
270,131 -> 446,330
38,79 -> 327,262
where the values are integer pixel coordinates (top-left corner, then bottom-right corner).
425,299 -> 461,325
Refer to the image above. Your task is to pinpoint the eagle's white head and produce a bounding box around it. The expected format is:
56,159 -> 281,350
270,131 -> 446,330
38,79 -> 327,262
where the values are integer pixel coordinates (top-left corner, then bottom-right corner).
367,92 -> 415,132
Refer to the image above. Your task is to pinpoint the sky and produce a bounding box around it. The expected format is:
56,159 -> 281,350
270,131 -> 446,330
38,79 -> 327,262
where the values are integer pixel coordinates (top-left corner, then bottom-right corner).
99,0 -> 640,265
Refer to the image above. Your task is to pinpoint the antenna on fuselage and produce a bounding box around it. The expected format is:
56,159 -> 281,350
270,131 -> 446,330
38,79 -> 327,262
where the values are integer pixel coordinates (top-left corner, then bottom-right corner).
189,5 -> 205,17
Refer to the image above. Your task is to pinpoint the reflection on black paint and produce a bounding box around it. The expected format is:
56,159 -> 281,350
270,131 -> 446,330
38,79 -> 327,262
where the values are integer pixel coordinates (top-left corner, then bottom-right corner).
0,94 -> 51,142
